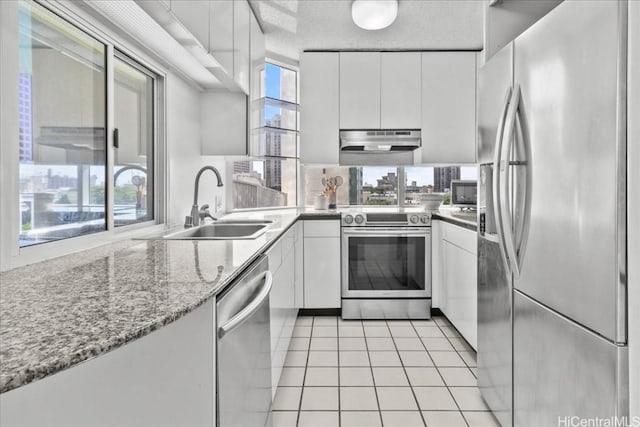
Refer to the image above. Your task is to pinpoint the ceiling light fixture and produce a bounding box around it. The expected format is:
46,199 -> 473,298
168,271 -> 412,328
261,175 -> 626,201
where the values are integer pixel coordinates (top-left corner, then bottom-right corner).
351,0 -> 398,31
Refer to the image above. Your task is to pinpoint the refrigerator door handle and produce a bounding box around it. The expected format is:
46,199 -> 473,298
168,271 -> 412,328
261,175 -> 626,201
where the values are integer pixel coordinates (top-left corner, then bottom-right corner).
513,87 -> 533,275
492,87 -> 512,275
499,84 -> 521,278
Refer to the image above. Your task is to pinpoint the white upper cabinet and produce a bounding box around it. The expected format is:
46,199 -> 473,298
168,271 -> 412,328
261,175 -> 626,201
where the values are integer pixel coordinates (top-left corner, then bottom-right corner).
421,52 -> 477,164
380,52 -> 421,129
339,52 -> 381,129
169,1 -> 210,51
339,52 -> 421,130
233,0 -> 250,94
300,52 -> 340,164
210,0 -> 234,77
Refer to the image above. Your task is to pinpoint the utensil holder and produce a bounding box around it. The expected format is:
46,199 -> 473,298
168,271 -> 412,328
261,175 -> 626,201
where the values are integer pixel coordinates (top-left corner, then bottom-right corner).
327,191 -> 336,209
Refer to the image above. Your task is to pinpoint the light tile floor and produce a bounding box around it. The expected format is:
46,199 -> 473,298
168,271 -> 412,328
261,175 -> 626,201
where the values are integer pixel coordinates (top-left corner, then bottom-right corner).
272,315 -> 500,427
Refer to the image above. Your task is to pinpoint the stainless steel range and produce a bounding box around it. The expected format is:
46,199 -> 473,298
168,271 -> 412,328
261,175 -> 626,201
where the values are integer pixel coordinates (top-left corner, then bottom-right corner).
341,212 -> 431,319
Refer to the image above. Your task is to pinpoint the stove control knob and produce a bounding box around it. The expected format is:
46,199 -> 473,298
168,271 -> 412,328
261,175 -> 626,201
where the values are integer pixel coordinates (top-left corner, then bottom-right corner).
420,215 -> 430,224
354,214 -> 365,225
344,214 -> 354,225
409,215 -> 419,224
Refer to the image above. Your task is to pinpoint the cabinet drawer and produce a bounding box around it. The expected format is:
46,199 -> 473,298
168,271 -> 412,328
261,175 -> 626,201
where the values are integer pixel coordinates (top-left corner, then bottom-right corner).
442,223 -> 477,255
303,220 -> 340,238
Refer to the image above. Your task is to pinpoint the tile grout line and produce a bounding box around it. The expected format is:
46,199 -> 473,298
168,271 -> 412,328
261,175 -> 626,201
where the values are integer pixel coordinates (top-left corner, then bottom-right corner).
388,320 -> 428,427
427,318 -> 471,427
336,317 -> 341,427
295,316 -> 314,427
361,320 -> 385,427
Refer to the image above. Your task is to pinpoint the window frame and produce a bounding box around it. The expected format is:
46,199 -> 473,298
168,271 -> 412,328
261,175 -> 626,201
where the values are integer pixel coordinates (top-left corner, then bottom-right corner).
229,58 -> 300,212
0,0 -> 168,270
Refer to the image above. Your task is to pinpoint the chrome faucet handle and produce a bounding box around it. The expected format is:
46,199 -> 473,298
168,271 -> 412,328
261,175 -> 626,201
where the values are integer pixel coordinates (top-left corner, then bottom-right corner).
199,204 -> 217,223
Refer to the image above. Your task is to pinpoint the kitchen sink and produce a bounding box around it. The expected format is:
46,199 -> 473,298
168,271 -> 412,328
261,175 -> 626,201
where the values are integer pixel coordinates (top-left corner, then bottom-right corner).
162,223 -> 267,240
216,219 -> 274,225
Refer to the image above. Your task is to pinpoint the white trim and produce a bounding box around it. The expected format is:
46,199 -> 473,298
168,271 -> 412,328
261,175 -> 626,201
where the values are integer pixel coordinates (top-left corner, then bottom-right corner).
0,0 -> 21,268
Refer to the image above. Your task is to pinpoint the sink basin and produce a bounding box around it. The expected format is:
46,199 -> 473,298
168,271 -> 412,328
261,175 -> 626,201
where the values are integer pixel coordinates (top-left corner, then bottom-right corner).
163,223 -> 267,240
216,219 -> 274,225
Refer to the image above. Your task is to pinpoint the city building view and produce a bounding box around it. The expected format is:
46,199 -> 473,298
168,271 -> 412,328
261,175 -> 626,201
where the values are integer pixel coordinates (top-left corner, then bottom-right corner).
304,165 -> 474,207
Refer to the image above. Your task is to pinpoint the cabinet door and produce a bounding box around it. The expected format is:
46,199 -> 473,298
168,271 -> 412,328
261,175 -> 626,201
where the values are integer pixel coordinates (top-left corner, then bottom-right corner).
169,0 -> 210,51
303,237 -> 341,308
303,220 -> 341,309
0,300 -> 215,427
300,52 -> 340,164
339,52 -> 381,129
210,0 -> 234,76
441,223 -> 478,350
381,52 -> 421,129
421,52 -> 477,163
233,0 -> 250,94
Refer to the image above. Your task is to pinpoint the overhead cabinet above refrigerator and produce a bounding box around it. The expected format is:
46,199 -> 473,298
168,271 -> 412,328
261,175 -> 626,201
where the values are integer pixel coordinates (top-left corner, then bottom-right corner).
477,1 -> 629,426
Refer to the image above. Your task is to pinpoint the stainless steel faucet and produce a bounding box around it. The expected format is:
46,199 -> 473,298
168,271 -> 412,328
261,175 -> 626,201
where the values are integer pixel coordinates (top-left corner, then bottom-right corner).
185,166 -> 224,227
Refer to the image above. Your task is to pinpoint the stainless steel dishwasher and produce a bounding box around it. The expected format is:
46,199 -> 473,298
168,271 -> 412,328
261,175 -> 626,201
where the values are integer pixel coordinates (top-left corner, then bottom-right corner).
217,255 -> 273,427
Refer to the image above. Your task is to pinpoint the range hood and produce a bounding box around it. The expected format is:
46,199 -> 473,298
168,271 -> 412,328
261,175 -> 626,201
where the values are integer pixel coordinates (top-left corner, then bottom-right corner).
339,130 -> 421,166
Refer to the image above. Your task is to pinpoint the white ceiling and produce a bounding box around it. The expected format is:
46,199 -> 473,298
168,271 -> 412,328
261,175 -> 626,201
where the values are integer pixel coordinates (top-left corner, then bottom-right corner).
249,0 -> 484,63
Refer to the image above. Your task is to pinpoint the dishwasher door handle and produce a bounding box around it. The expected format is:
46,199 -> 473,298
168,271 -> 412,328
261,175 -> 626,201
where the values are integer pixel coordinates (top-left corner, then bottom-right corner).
218,271 -> 273,339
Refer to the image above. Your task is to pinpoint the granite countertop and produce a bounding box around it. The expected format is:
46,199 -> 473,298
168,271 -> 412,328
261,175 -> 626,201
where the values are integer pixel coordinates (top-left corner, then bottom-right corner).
431,207 -> 478,231
0,209 -> 306,394
0,205 -> 469,394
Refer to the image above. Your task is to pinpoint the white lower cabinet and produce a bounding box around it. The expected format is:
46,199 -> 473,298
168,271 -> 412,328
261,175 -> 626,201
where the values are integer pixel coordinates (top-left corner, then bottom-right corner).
0,300 -> 215,427
433,220 -> 478,350
303,220 -> 341,309
266,225 -> 299,397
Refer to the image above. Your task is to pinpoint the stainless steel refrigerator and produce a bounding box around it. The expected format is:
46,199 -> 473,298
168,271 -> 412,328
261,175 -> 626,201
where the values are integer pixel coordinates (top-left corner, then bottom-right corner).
477,1 -> 629,426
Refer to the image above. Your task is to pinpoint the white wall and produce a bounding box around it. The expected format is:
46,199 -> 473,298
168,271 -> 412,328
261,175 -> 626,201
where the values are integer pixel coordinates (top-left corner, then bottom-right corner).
165,72 -> 227,226
628,0 -> 639,418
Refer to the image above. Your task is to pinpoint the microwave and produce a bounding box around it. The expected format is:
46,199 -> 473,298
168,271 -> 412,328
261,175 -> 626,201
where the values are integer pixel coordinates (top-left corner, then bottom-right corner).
451,180 -> 477,207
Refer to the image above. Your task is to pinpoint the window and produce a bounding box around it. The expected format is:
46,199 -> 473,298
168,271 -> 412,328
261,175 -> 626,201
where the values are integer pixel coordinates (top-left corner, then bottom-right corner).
304,166 -> 478,207
18,0 -> 107,246
232,63 -> 298,209
17,0 -> 159,247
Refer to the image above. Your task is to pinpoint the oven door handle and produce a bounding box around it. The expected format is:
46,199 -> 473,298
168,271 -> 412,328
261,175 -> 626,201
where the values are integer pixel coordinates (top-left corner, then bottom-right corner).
342,228 -> 430,237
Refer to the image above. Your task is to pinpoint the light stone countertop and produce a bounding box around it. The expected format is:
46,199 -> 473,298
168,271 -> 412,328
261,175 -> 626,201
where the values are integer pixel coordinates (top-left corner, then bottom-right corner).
0,209 -> 336,393
0,206 -> 471,394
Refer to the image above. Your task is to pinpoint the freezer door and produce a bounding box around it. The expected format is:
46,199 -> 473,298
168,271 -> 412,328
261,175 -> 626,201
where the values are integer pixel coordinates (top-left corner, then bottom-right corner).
478,43 -> 513,164
514,291 -> 628,426
512,0 -> 625,342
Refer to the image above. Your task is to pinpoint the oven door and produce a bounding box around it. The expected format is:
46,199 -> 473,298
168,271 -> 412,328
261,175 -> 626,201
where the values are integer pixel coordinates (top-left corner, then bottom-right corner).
342,227 -> 431,299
